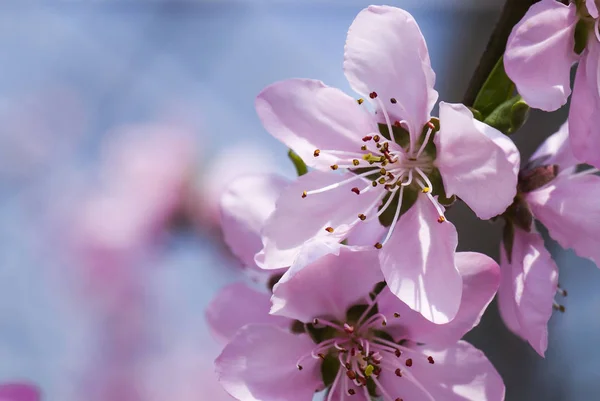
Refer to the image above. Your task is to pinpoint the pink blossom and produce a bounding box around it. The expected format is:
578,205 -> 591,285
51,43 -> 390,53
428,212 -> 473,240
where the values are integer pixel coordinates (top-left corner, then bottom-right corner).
212,244 -> 505,401
497,122 -> 600,356
504,0 -> 600,168
0,383 -> 40,401
254,5 -> 518,323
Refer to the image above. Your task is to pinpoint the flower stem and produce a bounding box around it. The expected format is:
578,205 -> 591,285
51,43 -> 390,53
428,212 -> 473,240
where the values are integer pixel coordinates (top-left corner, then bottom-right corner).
463,0 -> 541,106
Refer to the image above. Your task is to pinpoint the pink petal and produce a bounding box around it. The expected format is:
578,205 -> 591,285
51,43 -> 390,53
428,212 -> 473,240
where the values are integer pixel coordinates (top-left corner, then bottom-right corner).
0,383 -> 40,401
569,40 -> 600,169
379,195 -> 462,324
256,170 -> 383,270
504,0 -> 578,111
206,283 -> 291,343
526,172 -> 600,267
215,325 -> 322,401
529,121 -> 578,169
220,174 -> 290,270
400,341 -> 505,401
436,102 -> 519,220
256,79 -> 376,171
379,252 -> 500,346
271,243 -> 383,322
343,5 -> 437,143
587,0 -> 599,18
497,228 -> 558,356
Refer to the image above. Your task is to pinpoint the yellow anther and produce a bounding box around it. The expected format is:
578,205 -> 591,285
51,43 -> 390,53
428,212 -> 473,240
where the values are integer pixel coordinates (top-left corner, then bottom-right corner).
357,98 -> 364,105
325,227 -> 334,233
364,365 -> 375,377
373,135 -> 380,142
374,243 -> 383,249
313,149 -> 321,157
378,178 -> 386,184
330,164 -> 339,170
361,145 -> 367,151
437,216 -> 446,223
372,181 -> 378,187
380,168 -> 386,175
302,191 -> 307,198
352,159 -> 360,166
421,187 -> 430,193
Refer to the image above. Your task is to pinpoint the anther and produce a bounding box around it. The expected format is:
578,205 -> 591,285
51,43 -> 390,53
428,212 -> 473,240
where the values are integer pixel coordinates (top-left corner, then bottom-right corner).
357,98 -> 364,105
378,178 -> 386,184
358,214 -> 367,221
553,302 -> 566,313
302,191 -> 307,198
373,135 -> 380,142
395,398 -> 404,401
374,242 -> 383,249
369,92 -> 378,99
345,363 -> 352,370
428,356 -> 435,364
390,98 -> 397,104
344,323 -> 355,334
297,364 -> 303,371
361,145 -> 367,151
393,313 -> 400,318
393,121 -> 401,127
422,187 -> 430,193
372,181 -> 378,187
395,349 -> 401,358
317,353 -> 326,360
346,370 -> 357,380
395,368 -> 402,377
330,164 -> 339,170
380,168 -> 387,175
325,227 -> 334,233
557,285 -> 568,297
373,366 -> 382,376
352,159 -> 360,166
437,216 -> 446,223
351,187 -> 360,195
348,389 -> 356,396
364,365 -> 374,377
313,149 -> 320,157
362,136 -> 373,142
405,359 -> 413,367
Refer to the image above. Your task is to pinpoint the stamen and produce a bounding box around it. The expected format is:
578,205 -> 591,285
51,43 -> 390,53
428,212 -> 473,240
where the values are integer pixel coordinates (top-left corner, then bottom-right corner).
553,302 -> 566,313
351,187 -> 360,195
374,97 -> 396,144
557,285 -> 568,297
357,98 -> 364,105
313,318 -> 345,331
415,123 -> 434,158
364,186 -> 399,222
314,149 -> 321,157
405,359 -> 413,367
325,227 -> 334,233
331,165 -> 339,170
370,376 -> 395,401
390,98 -> 397,104
595,19 -> 600,43
369,92 -> 378,99
427,356 -> 435,364
393,313 -> 400,318
326,368 -> 344,401
416,177 -> 447,223
304,170 -> 378,196
379,186 -> 405,247
352,159 -> 360,166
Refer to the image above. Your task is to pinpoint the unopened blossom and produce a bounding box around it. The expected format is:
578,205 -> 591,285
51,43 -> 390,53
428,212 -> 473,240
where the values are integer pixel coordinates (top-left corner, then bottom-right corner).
505,0 -> 600,168
213,244 -> 505,401
255,5 -> 519,323
0,383 -> 40,401
498,122 -> 600,356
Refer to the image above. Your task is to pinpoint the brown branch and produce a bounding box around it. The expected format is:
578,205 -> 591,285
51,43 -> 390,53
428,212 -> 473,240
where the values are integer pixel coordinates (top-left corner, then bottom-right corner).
463,0 -> 541,107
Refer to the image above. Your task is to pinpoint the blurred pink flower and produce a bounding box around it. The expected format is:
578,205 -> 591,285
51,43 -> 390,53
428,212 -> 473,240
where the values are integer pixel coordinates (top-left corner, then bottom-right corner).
0,383 -> 40,401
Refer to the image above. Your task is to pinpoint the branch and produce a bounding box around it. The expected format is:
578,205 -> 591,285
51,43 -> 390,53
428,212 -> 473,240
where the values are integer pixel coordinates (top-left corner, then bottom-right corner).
462,0 -> 541,106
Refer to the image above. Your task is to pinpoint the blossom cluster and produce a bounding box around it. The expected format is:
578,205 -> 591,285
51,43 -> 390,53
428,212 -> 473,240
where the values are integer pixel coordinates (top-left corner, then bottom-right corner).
206,3 -> 600,401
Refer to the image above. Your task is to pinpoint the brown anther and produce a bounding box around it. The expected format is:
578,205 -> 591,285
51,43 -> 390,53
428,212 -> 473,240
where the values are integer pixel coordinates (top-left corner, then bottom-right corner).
351,187 -> 360,195
374,242 -> 383,249
395,398 -> 404,401
317,353 -> 326,360
393,312 -> 400,318
362,135 -> 373,142
393,120 -> 401,127
358,376 -> 368,386
357,345 -> 364,352
376,143 -> 382,148
387,172 -> 395,179
346,370 -> 357,380
405,358 -> 413,367
330,164 -> 339,170
351,348 -> 356,357
381,320 -> 387,326
428,356 -> 435,364
553,303 -> 566,313
369,91 -> 378,99
352,159 -> 360,166
361,145 -> 367,151
437,216 -> 446,223
325,227 -> 334,233
373,135 -> 380,142
348,389 -> 356,396
357,98 -> 364,105
395,349 -> 402,358
390,98 -> 397,104
313,149 -> 320,157
345,363 -> 352,370
358,214 -> 367,221
297,364 -> 303,371
313,318 -> 319,324
395,368 -> 402,377
302,191 -> 307,198
373,366 -> 382,376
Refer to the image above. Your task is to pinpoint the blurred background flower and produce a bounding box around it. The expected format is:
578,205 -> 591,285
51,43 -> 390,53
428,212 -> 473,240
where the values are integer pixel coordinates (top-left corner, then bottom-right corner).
0,1 -> 598,401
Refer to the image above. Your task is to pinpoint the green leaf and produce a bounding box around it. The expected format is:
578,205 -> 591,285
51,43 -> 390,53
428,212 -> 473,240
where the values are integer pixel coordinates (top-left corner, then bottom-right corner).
288,149 -> 308,176
472,56 -> 516,119
468,107 -> 484,122
483,95 -> 529,135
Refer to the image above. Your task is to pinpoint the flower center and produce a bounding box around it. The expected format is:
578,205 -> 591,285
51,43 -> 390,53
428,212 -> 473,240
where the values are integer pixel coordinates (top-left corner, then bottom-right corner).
295,298 -> 435,401
303,92 -> 448,249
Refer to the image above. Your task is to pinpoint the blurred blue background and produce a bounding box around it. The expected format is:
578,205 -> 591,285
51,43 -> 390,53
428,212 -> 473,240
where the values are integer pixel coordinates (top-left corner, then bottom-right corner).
0,1 -> 598,400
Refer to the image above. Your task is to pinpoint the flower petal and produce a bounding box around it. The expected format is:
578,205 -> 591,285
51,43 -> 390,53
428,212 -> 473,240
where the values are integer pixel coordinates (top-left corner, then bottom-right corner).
256,170 -> 383,270
400,341 -> 505,401
436,102 -> 519,220
504,0 -> 578,111
271,243 -> 383,322
220,174 -> 290,271
527,172 -> 600,267
497,228 -> 558,356
569,40 -> 600,169
379,252 -> 500,347
343,5 -> 437,143
256,79 -> 377,171
379,195 -> 461,324
587,0 -> 599,18
206,283 -> 291,343
529,121 -> 578,169
216,325 -> 322,401
0,383 -> 40,401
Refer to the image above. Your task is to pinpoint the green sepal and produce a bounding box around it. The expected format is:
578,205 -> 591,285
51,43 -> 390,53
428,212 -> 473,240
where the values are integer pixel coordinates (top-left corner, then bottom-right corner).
472,56 -> 516,119
483,95 -> 530,135
378,123 -> 410,148
378,186 -> 419,227
320,353 -> 340,388
346,303 -> 377,325
574,18 -> 590,55
428,168 -> 456,207
290,320 -> 306,334
306,323 -> 338,345
469,107 -> 484,122
288,149 -> 308,177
